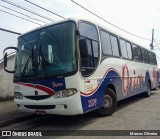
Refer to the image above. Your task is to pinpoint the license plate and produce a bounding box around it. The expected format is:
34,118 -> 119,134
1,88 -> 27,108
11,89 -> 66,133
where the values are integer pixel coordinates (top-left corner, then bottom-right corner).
35,111 -> 46,115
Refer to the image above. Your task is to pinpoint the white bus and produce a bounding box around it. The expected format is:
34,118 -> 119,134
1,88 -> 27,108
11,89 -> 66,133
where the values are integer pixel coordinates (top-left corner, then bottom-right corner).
3,18 -> 159,116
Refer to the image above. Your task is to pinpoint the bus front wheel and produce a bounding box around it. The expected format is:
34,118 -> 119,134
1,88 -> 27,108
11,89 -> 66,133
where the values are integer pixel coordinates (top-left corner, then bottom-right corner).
96,88 -> 117,116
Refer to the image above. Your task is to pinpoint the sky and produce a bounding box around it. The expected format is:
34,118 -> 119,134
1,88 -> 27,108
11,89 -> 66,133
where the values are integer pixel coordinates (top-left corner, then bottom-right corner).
0,0 -> 160,67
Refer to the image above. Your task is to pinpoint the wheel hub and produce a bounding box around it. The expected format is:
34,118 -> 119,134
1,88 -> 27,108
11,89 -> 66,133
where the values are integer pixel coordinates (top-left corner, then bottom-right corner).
104,94 -> 112,109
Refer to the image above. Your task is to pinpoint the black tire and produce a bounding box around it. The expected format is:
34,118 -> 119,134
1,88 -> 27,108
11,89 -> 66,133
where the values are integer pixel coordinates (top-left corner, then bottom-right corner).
143,82 -> 151,97
96,88 -> 117,116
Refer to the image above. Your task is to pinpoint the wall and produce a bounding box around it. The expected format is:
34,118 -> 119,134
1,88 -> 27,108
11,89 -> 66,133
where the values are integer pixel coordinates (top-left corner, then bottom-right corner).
0,54 -> 15,100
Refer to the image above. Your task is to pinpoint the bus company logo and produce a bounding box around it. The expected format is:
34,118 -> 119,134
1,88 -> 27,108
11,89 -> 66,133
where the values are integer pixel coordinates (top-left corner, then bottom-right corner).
152,67 -> 157,86
122,64 -> 144,96
152,67 -> 157,80
122,64 -> 129,96
52,82 -> 63,88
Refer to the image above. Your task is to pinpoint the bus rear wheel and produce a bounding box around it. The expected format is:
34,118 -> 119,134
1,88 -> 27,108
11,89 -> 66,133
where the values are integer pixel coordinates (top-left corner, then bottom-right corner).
143,82 -> 151,97
96,88 -> 117,116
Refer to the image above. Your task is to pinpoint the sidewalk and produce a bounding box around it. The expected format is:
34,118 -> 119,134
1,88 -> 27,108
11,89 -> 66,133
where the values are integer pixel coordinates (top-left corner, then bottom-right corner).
0,100 -> 16,115
0,100 -> 31,123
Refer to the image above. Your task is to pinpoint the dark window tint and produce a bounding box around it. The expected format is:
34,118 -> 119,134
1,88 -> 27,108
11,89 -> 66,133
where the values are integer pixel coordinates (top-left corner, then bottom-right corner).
15,31 -> 39,77
92,41 -> 99,66
136,46 -> 142,61
15,22 -> 77,78
149,52 -> 157,65
82,38 -> 94,67
141,48 -> 149,63
79,22 -> 98,40
110,35 -> 120,57
126,42 -> 132,59
153,54 -> 157,65
148,51 -> 154,64
100,31 -> 112,55
80,37 -> 99,76
132,44 -> 142,61
119,39 -> 128,58
79,22 -> 99,76
38,22 -> 77,77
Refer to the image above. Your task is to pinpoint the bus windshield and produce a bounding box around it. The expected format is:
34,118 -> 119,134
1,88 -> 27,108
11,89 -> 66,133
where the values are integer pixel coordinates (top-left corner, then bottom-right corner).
14,21 -> 77,79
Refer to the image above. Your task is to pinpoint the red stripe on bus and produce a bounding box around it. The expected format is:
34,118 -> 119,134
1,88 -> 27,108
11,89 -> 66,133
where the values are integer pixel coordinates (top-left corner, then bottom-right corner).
81,68 -> 121,96
17,82 -> 54,95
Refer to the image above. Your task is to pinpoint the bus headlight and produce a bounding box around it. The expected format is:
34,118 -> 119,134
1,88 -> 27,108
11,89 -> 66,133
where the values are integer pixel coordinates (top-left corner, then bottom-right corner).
54,89 -> 77,98
14,92 -> 23,99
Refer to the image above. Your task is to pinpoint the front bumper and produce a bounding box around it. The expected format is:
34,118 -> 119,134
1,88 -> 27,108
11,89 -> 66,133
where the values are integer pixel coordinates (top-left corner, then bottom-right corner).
14,92 -> 83,115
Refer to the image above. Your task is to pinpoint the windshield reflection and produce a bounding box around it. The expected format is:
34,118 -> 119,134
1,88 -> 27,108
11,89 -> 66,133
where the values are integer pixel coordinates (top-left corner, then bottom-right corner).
14,21 -> 77,80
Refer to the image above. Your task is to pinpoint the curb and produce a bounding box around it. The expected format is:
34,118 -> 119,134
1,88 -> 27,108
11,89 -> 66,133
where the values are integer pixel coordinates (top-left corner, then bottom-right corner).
0,97 -> 14,102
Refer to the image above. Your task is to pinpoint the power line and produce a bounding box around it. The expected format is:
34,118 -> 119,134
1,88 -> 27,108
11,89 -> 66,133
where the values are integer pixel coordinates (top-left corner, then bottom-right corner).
84,0 -> 101,15
152,40 -> 160,51
155,46 -> 160,51
0,9 -> 42,25
0,0 -> 54,22
101,0 -> 122,26
70,0 -> 151,41
153,41 -> 160,60
0,4 -> 47,24
0,28 -> 21,35
155,54 -> 160,61
156,44 -> 160,51
155,43 -> 160,47
24,0 -> 65,19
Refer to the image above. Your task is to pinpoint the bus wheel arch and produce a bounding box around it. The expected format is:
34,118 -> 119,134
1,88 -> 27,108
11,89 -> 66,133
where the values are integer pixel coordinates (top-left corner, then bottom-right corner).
96,85 -> 117,116
106,84 -> 117,95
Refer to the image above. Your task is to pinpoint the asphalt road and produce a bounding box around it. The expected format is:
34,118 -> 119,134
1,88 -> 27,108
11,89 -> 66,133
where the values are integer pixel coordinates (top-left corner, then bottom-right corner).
0,89 -> 160,138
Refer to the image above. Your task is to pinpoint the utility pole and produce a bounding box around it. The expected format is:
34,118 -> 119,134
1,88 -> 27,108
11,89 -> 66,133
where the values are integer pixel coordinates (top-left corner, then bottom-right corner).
150,28 -> 154,50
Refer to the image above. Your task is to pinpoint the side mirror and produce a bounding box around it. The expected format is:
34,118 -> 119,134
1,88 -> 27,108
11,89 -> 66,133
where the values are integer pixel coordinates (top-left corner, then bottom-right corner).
79,39 -> 88,58
4,52 -> 8,67
3,47 -> 19,73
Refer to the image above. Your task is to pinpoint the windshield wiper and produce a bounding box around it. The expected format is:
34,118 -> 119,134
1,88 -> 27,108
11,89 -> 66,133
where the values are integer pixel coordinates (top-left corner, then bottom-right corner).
20,56 -> 32,79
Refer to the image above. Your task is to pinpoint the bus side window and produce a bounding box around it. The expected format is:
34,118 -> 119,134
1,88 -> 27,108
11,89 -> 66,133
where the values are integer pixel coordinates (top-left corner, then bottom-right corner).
79,37 -> 94,67
153,53 -> 157,65
100,30 -> 112,55
126,42 -> 132,59
92,41 -> 99,66
110,35 -> 120,57
141,48 -> 149,63
119,39 -> 128,59
137,46 -> 142,62
149,52 -> 157,65
79,22 -> 99,76
148,51 -> 154,64
132,44 -> 142,62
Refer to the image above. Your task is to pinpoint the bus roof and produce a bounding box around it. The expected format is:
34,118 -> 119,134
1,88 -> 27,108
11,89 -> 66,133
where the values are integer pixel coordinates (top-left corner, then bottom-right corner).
20,17 -> 152,52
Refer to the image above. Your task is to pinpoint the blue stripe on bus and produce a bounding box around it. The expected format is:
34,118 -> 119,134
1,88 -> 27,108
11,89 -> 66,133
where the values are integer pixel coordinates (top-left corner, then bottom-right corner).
80,69 -> 155,113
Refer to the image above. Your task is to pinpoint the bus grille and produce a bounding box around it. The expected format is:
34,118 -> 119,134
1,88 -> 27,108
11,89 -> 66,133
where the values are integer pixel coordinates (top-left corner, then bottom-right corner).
24,95 -> 52,100
24,105 -> 55,109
